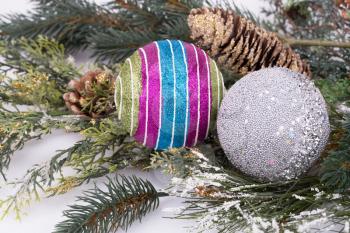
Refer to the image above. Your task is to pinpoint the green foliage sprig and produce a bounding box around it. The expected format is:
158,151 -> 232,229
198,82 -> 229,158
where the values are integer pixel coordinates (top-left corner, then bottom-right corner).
54,175 -> 167,233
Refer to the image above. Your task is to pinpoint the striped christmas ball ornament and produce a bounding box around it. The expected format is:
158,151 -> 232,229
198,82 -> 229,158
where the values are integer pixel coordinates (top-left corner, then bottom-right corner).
115,39 -> 225,150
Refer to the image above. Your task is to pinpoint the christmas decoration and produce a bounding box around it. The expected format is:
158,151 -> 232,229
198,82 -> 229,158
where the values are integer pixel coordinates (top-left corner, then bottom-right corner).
217,68 -> 330,181
63,70 -> 116,118
0,1 -> 350,233
188,8 -> 311,77
115,39 -> 225,150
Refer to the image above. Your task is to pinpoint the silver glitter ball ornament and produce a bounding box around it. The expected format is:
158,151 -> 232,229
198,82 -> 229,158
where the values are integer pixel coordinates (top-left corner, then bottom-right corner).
217,68 -> 330,181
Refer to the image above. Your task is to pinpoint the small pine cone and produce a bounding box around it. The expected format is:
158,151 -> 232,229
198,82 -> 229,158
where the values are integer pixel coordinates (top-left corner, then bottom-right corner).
335,0 -> 350,20
188,8 -> 311,77
335,0 -> 350,8
195,185 -> 220,197
63,70 -> 116,118
341,9 -> 350,20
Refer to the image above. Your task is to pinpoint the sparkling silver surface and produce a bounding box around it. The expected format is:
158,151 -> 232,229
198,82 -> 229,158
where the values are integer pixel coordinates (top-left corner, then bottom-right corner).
217,68 -> 330,181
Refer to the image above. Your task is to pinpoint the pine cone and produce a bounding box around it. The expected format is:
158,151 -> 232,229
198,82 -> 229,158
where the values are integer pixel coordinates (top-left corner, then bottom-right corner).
63,70 -> 116,118
188,8 -> 311,77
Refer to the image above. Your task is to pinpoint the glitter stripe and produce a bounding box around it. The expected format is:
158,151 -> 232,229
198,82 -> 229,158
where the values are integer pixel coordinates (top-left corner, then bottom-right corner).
140,48 -> 149,145
155,42 -> 163,150
203,51 -> 211,138
139,42 -> 161,148
134,48 -> 148,145
127,58 -> 135,136
157,40 -> 175,149
185,43 -> 201,147
170,40 -> 188,148
168,40 -> 177,148
214,61 -> 221,111
117,75 -> 123,120
179,41 -> 189,147
194,45 -> 201,145
196,46 -> 209,143
114,75 -> 119,116
208,60 -> 219,130
118,52 -> 142,134
159,40 -> 174,149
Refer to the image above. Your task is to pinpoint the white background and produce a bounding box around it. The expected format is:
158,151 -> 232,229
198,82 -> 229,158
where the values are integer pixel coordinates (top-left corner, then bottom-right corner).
0,1 -> 267,232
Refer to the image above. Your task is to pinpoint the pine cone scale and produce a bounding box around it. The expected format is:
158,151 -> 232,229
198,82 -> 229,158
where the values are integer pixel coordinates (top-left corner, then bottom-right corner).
253,38 -> 270,70
217,13 -> 247,59
268,40 -> 283,67
234,22 -> 256,69
244,32 -> 260,69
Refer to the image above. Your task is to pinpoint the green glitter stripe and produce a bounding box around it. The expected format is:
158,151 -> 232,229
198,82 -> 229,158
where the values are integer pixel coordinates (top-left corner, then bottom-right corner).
115,74 -> 120,117
219,71 -> 226,105
119,52 -> 142,135
209,59 -> 220,130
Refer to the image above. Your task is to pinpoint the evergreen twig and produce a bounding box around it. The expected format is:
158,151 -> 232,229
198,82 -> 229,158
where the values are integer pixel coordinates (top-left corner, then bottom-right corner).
54,175 -> 168,233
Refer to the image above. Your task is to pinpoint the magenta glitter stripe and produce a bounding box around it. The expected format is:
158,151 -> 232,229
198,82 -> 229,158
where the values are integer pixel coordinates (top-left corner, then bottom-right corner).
184,42 -> 199,147
197,48 -> 210,142
144,42 -> 161,148
134,48 -> 148,145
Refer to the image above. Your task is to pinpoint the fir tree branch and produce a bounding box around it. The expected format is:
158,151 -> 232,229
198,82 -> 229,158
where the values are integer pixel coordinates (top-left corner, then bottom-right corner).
0,0 -> 208,63
54,175 -> 168,233
90,29 -> 158,64
321,113 -> 350,192
166,150 -> 350,233
315,78 -> 350,191
0,0 -> 123,52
